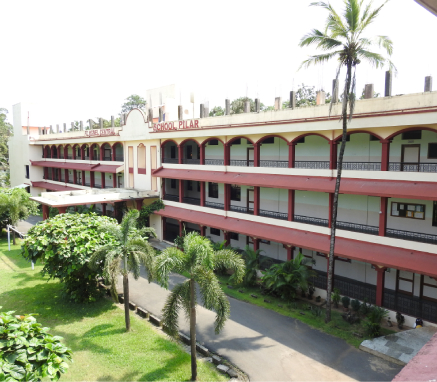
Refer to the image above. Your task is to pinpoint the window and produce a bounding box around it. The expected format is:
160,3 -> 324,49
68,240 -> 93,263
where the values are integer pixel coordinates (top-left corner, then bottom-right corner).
186,145 -> 193,159
230,185 -> 241,201
433,202 -> 437,227
187,180 -> 193,191
232,138 -> 241,145
230,232 -> 239,241
210,228 -> 220,236
138,144 -> 146,173
197,182 -> 201,192
170,145 -> 176,159
391,202 -> 425,220
262,137 -> 275,144
208,182 -> 218,198
170,179 -> 176,189
25,165 -> 29,179
208,139 -> 218,145
370,135 -> 380,141
296,137 -> 305,144
260,239 -> 270,244
428,143 -> 437,159
402,130 -> 422,140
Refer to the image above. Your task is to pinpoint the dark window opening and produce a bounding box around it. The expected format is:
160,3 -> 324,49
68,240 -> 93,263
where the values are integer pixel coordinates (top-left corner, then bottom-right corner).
187,180 -> 193,191
296,137 -> 305,144
232,138 -> 241,145
260,239 -> 270,244
25,165 -> 29,179
262,137 -> 275,144
429,143 -> 437,159
170,179 -> 176,189
230,185 -> 241,201
370,135 -> 380,141
197,146 -> 200,159
208,182 -> 218,198
402,130 -> 422,140
197,182 -> 201,192
170,146 -> 176,159
230,232 -> 239,241
208,139 -> 218,145
433,202 -> 437,227
210,228 -> 220,236
186,145 -> 193,159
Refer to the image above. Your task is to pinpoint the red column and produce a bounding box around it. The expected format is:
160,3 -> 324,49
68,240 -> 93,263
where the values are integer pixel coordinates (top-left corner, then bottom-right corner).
65,169 -> 69,184
57,206 -> 67,214
179,220 -> 184,237
253,238 -> 260,252
90,172 -> 95,188
254,186 -> 260,216
223,231 -> 230,246
224,184 -> 230,211
380,139 -> 391,171
288,143 -> 296,168
328,193 -> 334,228
102,203 -> 107,216
200,144 -> 205,165
136,199 -> 143,210
288,190 -> 294,221
44,167 -> 48,180
200,225 -> 206,237
82,171 -> 86,186
329,141 -> 338,170
253,143 -> 260,167
379,197 -> 388,236
200,182 -> 205,206
42,205 -> 49,220
179,179 -> 184,203
283,245 -> 294,261
374,266 -> 387,307
178,144 -> 183,164
224,144 -> 230,166
113,174 -> 117,188
101,173 -> 105,189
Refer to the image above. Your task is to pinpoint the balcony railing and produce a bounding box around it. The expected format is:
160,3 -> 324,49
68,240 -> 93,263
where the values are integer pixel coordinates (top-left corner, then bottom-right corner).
183,196 -> 201,205
205,201 -> 224,210
66,180 -> 74,184
102,156 -> 112,161
66,155 -> 73,159
230,205 -> 253,214
295,161 -> 330,170
337,221 -> 379,235
163,158 -> 178,164
75,181 -> 82,185
205,159 -> 224,166
340,162 -> 381,171
94,184 -> 102,189
114,156 -> 124,161
389,162 -> 437,172
386,228 -> 437,245
84,182 -> 91,187
259,209 -> 288,220
294,215 -> 329,227
230,160 -> 254,167
259,160 -> 288,168
164,194 -> 179,202
182,159 -> 200,165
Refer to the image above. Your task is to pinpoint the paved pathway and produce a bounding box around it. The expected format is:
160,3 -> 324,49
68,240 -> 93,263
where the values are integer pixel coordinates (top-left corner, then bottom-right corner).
15,215 -> 42,235
123,269 -> 403,381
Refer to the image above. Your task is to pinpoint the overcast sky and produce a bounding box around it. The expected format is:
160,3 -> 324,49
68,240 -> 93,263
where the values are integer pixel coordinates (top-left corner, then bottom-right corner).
1,0 -> 436,126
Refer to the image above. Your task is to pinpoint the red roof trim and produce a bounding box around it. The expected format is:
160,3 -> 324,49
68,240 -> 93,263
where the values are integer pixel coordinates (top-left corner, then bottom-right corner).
31,161 -> 119,173
156,206 -> 437,277
31,181 -> 80,192
152,168 -> 437,200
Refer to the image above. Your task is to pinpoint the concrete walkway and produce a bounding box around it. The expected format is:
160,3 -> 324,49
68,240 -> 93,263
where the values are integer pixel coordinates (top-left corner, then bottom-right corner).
123,269 -> 402,382
15,215 -> 42,235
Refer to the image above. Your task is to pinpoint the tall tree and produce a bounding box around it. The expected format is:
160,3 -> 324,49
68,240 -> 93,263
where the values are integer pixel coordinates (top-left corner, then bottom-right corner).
230,97 -> 266,114
156,232 -> 245,381
0,108 -> 13,170
299,0 -> 394,322
121,95 -> 147,114
89,209 -> 156,331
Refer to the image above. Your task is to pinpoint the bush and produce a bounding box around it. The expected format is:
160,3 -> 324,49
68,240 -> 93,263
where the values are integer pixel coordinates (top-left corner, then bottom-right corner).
341,296 -> 350,309
360,298 -> 371,316
0,188 -> 39,231
351,299 -> 361,313
332,288 -> 341,308
364,306 -> 388,337
240,245 -> 266,286
0,309 -> 72,381
137,199 -> 165,229
22,213 -> 119,303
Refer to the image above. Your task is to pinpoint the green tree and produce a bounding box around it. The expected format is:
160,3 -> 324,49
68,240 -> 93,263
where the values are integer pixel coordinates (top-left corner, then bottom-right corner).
156,232 -> 245,381
121,95 -> 147,114
282,84 -> 332,109
22,213 -> 119,303
299,0 -> 394,322
230,97 -> 266,114
137,199 -> 165,229
0,188 -> 39,244
0,108 -> 13,171
209,106 -> 225,117
240,245 -> 266,286
89,209 -> 156,332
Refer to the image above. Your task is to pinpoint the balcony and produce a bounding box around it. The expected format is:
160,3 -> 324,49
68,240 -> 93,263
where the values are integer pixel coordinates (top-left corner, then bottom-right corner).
230,160 -> 254,167
84,182 -> 91,187
295,161 -> 330,170
259,209 -> 288,220
259,160 -> 288,168
389,162 -> 437,172
114,156 -> 124,161
337,221 -> 379,235
94,184 -> 102,189
182,196 -> 200,206
182,159 -> 200,165
340,162 -> 381,171
294,215 -> 329,227
205,201 -> 224,210
164,194 -> 179,202
205,159 -> 224,166
386,228 -> 437,245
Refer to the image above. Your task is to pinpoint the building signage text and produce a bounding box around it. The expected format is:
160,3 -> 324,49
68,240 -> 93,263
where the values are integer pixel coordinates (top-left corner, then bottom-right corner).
85,128 -> 117,137
153,119 -> 200,132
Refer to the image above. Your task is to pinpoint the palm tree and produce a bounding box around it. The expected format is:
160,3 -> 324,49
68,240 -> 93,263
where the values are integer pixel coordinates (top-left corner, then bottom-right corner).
299,0 -> 395,322
156,232 -> 245,381
89,209 -> 156,331
241,245 -> 266,286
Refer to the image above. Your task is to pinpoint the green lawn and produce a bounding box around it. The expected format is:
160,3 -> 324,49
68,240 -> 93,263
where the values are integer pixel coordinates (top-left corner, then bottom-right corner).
216,274 -> 395,348
0,239 -> 226,381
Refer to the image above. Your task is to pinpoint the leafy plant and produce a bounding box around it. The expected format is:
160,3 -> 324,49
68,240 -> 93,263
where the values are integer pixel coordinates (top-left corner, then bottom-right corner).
22,213 -> 119,303
351,299 -> 361,314
239,245 -> 266,286
396,312 -> 405,329
0,309 -> 72,381
332,288 -> 341,308
261,253 -> 316,302
137,199 -> 165,229
360,298 -> 371,316
89,209 -> 156,332
364,306 -> 388,337
307,285 -> 315,300
341,296 -> 350,309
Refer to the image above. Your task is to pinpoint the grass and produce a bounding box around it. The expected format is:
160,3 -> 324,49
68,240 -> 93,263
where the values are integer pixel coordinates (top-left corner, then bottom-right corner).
0,238 -> 227,382
215,273 -> 396,348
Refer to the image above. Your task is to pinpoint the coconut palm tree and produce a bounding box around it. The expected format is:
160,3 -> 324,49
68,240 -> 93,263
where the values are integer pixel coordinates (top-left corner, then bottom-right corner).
156,232 -> 245,381
299,0 -> 395,322
89,209 -> 156,331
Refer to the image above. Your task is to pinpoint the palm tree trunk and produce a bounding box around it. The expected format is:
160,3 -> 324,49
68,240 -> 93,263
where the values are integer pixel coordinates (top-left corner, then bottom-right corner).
12,230 -> 16,245
190,278 -> 197,381
123,274 -> 131,332
325,61 -> 353,323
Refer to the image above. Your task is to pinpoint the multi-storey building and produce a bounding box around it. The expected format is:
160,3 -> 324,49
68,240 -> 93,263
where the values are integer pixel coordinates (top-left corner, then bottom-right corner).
9,82 -> 437,326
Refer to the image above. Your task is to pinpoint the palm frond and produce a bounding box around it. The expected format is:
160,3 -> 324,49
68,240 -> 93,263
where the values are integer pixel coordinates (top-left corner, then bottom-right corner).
161,280 -> 191,337
356,49 -> 385,68
183,232 -> 214,270
376,35 -> 393,56
120,209 -> 139,245
97,223 -> 122,242
138,226 -> 157,238
344,0 -> 361,33
311,1 -> 347,34
214,249 -> 246,284
299,51 -> 342,70
155,247 -> 186,288
126,237 -> 156,282
358,0 -> 388,33
299,29 -> 327,47
88,244 -> 116,270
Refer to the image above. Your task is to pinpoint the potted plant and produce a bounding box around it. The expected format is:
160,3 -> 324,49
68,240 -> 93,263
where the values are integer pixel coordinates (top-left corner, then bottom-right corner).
307,286 -> 315,300
396,312 -> 405,329
341,296 -> 350,311
332,288 -> 341,308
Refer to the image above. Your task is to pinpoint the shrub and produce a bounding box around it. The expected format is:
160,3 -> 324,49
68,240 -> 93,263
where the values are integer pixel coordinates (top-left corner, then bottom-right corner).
360,297 -> 371,316
137,199 -> 165,229
351,299 -> 361,313
364,306 -> 388,337
239,245 -> 266,286
341,296 -> 350,309
0,309 -> 72,381
332,288 -> 341,308
22,213 -> 119,303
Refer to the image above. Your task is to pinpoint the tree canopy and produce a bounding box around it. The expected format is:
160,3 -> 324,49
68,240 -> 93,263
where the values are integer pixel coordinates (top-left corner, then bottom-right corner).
0,108 -> 13,170
121,95 -> 147,114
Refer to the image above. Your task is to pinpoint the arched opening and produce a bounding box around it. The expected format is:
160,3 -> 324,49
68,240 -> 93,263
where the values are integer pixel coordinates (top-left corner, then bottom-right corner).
113,143 -> 124,161
137,144 -> 146,173
58,145 -> 64,159
294,134 -> 330,169
73,145 -> 81,160
203,138 -> 224,166
258,135 -> 289,168
51,145 -> 58,159
44,146 -> 50,159
65,145 -> 73,160
162,140 -> 178,164
181,139 -> 200,165
388,128 -> 437,172
81,144 -> 90,160
229,137 -> 254,167
335,132 -> 382,171
90,143 -> 100,160
101,143 -> 112,161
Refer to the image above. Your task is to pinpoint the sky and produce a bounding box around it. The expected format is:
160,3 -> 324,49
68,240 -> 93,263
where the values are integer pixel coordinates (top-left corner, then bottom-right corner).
1,0 -> 436,127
